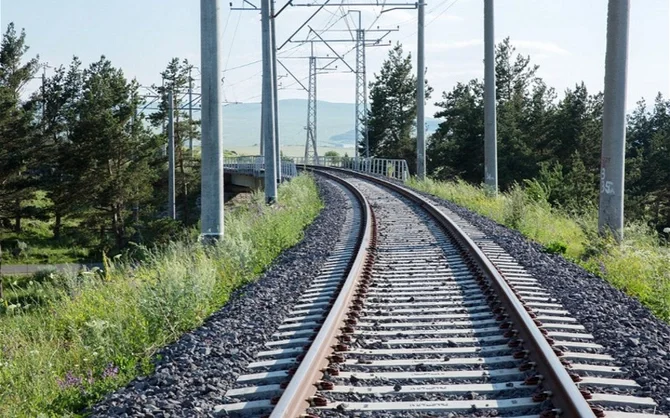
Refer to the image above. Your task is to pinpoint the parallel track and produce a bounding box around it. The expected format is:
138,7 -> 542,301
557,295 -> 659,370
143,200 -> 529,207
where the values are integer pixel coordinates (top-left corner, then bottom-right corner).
218,168 -> 664,418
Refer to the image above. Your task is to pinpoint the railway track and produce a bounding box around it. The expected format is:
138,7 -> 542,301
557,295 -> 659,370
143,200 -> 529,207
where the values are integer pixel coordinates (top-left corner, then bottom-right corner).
218,168 -> 664,417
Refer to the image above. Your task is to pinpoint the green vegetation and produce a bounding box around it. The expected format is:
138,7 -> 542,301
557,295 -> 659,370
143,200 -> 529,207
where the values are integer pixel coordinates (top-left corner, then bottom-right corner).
363,38 -> 670,322
364,43 -> 432,173
408,177 -> 670,321
0,25 -> 204,263
0,174 -> 322,417
425,38 -> 670,234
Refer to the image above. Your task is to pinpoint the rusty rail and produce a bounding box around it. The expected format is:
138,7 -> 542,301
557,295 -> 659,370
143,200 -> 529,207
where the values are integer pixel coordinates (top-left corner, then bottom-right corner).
269,169 -> 375,418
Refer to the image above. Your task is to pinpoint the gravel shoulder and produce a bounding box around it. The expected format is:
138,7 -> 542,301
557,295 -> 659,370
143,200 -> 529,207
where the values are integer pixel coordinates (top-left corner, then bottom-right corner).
90,176 -> 351,417
414,188 -> 670,413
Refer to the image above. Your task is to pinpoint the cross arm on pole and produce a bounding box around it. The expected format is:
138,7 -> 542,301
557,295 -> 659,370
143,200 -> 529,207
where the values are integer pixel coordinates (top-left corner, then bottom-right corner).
380,5 -> 417,13
290,1 -> 415,6
230,0 -> 260,10
274,0 -> 293,17
308,27 -> 356,73
278,0 -> 331,50
278,60 -> 309,92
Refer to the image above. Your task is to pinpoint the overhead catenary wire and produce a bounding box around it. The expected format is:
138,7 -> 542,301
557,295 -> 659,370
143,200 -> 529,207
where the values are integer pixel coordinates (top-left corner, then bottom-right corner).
224,11 -> 244,72
366,0 -> 388,30
397,0 -> 460,41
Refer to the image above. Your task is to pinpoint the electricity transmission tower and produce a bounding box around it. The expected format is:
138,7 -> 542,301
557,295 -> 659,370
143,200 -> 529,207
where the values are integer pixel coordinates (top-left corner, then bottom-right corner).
355,24 -> 368,158
232,0 -> 413,165
280,41 -> 347,163
291,21 -> 395,160
305,54 -> 318,162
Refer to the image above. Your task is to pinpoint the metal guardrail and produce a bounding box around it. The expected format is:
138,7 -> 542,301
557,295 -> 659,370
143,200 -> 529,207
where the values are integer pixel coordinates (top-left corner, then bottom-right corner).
223,156 -> 297,180
223,155 -> 409,182
293,156 -> 410,182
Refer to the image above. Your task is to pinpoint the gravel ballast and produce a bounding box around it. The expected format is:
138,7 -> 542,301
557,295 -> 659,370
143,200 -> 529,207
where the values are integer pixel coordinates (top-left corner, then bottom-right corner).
414,188 -> 670,413
91,176 -> 352,417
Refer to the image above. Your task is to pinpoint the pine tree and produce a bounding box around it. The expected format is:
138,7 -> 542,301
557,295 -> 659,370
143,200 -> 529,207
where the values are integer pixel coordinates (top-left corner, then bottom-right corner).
427,80 -> 484,182
148,58 -> 200,224
0,23 -> 40,232
364,43 -> 431,173
429,38 -> 545,186
71,57 -> 160,248
38,58 -> 85,239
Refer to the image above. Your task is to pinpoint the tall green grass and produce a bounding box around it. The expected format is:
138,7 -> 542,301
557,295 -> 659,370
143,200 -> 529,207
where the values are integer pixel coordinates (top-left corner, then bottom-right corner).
0,174 -> 322,417
408,177 -> 670,321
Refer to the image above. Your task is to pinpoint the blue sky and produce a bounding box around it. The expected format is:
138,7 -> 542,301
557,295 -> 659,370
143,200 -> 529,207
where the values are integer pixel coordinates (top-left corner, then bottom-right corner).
1,0 -> 668,116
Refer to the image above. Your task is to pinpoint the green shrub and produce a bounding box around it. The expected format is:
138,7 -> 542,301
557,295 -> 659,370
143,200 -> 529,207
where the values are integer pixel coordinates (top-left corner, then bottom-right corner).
0,174 -> 322,417
544,241 -> 568,255
503,184 -> 527,230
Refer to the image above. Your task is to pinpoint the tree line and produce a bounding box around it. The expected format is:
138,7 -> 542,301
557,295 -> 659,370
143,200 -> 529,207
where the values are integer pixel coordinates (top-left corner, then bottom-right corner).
363,40 -> 670,231
0,24 -> 201,252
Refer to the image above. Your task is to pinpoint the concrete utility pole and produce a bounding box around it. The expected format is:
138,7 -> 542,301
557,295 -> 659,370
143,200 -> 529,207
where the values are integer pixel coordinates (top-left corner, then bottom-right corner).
271,0 -> 282,181
262,0 -> 278,202
598,0 -> 630,241
200,0 -> 225,239
416,0 -> 426,179
188,66 -> 194,157
168,90 -> 176,220
484,0 -> 498,195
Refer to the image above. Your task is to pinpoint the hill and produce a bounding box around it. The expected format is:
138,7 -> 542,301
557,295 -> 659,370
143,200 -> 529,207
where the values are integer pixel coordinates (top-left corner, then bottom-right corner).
222,99 -> 440,150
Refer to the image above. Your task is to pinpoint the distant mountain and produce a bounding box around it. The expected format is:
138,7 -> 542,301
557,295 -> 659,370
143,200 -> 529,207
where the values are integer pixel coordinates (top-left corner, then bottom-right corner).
328,119 -> 441,145
222,99 -> 442,149
224,99 -> 356,148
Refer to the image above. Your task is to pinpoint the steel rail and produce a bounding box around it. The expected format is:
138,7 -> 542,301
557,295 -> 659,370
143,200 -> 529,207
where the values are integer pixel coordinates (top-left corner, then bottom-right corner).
269,169 -> 374,418
307,166 -> 597,418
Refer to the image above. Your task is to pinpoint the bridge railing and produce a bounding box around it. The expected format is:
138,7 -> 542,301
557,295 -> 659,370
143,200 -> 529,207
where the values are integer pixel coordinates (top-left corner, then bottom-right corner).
224,156 -> 298,180
292,156 -> 410,182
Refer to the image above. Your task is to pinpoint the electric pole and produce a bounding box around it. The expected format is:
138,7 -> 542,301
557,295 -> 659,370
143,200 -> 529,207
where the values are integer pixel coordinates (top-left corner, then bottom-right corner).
416,0 -> 426,179
271,0 -> 282,180
200,0 -> 225,240
168,90 -> 176,220
188,66 -> 194,157
598,0 -> 630,241
262,0 -> 278,202
484,0 -> 498,195
290,22 -> 394,161
305,51 -> 319,163
354,24 -> 367,159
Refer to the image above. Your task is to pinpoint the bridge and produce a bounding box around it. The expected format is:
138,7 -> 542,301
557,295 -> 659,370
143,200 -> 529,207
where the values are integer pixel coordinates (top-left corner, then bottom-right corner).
224,156 -> 410,190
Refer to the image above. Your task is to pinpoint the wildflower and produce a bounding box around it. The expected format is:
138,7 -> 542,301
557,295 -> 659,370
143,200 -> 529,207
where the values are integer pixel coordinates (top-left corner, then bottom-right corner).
57,371 -> 83,389
102,363 -> 119,379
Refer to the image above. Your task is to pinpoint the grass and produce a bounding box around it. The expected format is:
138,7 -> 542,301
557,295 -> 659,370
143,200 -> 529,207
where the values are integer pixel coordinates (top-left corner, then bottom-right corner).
1,191 -> 93,264
408,177 -> 670,321
0,173 -> 323,417
0,225 -> 92,264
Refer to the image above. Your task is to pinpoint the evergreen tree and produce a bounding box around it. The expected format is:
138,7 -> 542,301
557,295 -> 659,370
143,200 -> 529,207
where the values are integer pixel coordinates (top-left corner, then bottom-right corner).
38,58 -> 85,239
0,23 -> 40,232
427,80 -> 484,182
148,58 -> 200,224
71,57 -> 159,248
627,94 -> 670,229
364,43 -> 431,172
429,38 -> 545,186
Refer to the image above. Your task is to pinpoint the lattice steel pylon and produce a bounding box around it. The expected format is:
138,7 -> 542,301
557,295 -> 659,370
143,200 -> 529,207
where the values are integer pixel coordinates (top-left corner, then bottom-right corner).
304,55 -> 319,163
355,28 -> 368,159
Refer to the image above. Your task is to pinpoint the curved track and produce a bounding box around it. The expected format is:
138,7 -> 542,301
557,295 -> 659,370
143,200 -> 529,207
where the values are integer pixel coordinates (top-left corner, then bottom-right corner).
218,168 -> 664,418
